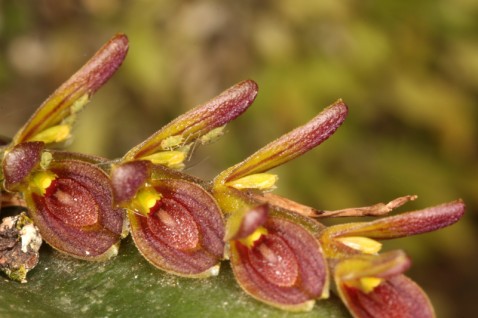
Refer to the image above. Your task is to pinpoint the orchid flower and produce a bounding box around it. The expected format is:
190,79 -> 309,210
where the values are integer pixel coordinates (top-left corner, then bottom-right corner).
0,32 -> 466,318
319,199 -> 465,318
211,100 -> 348,310
211,96 -> 465,316
1,34 -> 129,261
110,80 -> 258,277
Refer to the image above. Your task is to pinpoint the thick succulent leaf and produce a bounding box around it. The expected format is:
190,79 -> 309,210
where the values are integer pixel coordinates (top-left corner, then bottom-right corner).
25,159 -> 125,261
129,179 -> 225,278
0,237 -> 350,317
216,100 -> 348,184
2,142 -> 45,191
12,34 -> 128,145
335,252 -> 434,318
124,80 -> 258,161
230,214 -> 328,311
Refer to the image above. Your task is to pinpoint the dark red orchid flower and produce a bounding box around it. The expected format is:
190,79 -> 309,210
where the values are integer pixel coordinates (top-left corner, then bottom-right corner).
319,199 -> 465,318
1,34 -> 129,261
3,142 -> 126,260
110,80 -> 258,277
227,205 -> 328,311
212,100 -> 348,310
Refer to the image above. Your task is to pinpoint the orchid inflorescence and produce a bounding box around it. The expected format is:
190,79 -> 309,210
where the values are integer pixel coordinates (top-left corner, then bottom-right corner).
0,34 -> 465,318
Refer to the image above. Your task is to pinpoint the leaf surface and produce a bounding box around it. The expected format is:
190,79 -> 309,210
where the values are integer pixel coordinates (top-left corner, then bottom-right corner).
0,238 -> 350,318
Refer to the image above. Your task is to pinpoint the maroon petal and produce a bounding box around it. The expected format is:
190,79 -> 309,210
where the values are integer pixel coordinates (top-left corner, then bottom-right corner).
218,100 -> 348,184
340,274 -> 434,318
111,160 -> 152,204
334,251 -> 434,318
323,200 -> 465,241
13,34 -> 129,145
248,234 -> 299,287
230,214 -> 328,311
25,159 -> 125,260
125,80 -> 258,161
3,142 -> 45,191
129,179 -> 225,277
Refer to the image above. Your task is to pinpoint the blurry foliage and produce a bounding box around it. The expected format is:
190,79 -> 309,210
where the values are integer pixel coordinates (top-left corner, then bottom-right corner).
0,0 -> 477,317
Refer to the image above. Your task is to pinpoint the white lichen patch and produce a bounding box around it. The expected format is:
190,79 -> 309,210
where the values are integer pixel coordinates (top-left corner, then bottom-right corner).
0,212 -> 42,283
0,216 -> 16,231
20,223 -> 42,253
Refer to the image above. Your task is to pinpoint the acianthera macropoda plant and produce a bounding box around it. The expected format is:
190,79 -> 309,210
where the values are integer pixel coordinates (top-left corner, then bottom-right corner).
0,33 -> 466,318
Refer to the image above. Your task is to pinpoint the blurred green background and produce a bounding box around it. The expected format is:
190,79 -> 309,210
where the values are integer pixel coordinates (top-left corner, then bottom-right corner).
0,0 -> 476,317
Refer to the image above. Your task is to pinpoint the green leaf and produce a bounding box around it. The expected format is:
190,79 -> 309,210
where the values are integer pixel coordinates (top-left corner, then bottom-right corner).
0,237 -> 350,318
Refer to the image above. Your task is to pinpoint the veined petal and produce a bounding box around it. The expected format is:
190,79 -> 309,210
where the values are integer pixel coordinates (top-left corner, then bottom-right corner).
25,158 -> 125,261
128,179 -> 225,278
319,200 -> 465,258
321,200 -> 465,256
49,149 -> 112,166
230,212 -> 328,311
341,275 -> 435,318
13,33 -> 128,145
335,252 -> 434,318
124,80 -> 258,161
215,100 -> 348,185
